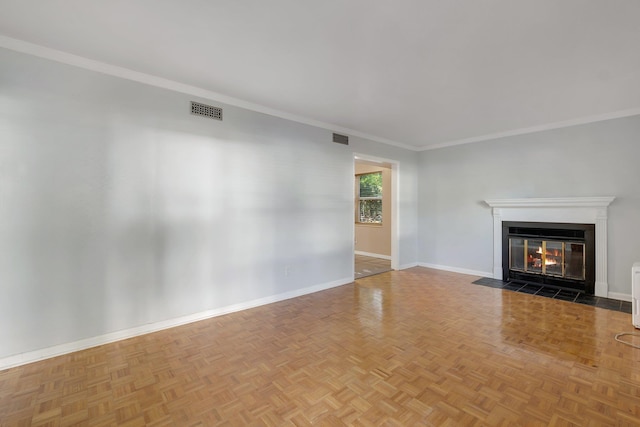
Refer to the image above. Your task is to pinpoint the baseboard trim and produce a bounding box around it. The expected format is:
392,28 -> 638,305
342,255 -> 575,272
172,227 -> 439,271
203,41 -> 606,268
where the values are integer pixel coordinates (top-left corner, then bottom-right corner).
354,251 -> 392,260
608,292 -> 632,302
418,263 -> 493,278
0,277 -> 353,370
398,262 -> 419,270
419,264 -> 632,301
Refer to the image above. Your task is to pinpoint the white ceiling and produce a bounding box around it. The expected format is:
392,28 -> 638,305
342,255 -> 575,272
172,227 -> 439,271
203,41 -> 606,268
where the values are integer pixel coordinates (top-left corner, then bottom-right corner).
1,0 -> 640,150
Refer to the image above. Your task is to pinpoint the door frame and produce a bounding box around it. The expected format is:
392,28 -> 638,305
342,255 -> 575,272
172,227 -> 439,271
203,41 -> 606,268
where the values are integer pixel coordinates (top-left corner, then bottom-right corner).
353,153 -> 399,272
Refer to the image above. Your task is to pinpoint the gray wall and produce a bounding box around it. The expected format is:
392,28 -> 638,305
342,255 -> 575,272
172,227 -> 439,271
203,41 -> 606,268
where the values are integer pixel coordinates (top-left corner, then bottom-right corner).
0,47 -> 418,359
11,36 -> 638,361
418,116 -> 640,295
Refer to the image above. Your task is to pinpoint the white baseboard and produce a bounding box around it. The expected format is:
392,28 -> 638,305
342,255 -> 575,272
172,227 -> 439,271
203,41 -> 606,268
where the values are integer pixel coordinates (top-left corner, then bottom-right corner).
354,251 -> 392,260
398,262 -> 419,270
0,276 -> 353,370
607,292 -> 632,302
418,263 -> 493,278
419,264 -> 632,302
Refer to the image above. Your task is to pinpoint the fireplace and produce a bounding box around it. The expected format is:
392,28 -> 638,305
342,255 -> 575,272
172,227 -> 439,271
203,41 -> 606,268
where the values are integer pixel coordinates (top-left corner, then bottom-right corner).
486,197 -> 614,298
502,221 -> 595,294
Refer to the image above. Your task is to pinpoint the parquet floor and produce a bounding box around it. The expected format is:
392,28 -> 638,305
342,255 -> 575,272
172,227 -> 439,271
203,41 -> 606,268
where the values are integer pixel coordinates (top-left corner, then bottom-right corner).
2,267 -> 640,426
354,255 -> 391,279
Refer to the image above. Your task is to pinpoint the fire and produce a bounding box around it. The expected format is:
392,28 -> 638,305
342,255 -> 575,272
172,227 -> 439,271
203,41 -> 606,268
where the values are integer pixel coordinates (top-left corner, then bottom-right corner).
534,246 -> 558,266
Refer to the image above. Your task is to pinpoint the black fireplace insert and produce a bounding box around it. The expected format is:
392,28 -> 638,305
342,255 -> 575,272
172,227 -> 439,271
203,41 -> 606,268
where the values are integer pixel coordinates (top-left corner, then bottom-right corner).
502,221 -> 595,294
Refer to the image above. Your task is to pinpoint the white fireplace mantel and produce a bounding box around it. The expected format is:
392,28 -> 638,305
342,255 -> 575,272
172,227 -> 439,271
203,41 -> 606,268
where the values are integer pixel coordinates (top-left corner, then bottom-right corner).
485,197 -> 615,297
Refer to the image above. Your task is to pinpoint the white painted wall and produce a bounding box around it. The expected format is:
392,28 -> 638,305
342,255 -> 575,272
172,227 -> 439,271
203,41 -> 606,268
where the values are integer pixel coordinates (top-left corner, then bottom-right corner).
0,47 -> 419,361
418,116 -> 640,296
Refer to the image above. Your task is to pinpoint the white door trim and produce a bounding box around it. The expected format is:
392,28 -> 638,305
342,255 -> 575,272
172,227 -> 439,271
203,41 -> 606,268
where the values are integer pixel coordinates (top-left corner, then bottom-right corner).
354,153 -> 400,271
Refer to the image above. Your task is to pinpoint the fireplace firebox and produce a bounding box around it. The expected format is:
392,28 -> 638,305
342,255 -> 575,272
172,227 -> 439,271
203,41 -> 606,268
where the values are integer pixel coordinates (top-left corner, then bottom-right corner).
502,221 -> 595,294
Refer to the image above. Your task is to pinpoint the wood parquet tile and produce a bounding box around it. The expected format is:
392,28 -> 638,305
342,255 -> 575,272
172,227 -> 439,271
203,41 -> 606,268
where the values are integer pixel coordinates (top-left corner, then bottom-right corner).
354,255 -> 391,279
2,267 -> 640,426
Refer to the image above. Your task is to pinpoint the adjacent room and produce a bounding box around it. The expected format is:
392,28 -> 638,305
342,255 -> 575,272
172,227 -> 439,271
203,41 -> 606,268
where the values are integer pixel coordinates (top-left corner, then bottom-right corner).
354,158 -> 393,279
1,1 -> 640,425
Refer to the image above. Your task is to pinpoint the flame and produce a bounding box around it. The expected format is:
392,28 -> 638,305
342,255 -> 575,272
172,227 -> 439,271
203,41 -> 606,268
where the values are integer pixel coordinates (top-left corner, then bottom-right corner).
534,246 -> 558,266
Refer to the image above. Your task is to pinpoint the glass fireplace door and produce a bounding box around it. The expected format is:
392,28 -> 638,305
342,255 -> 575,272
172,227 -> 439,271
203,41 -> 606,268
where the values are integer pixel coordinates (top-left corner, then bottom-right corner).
509,238 -> 585,280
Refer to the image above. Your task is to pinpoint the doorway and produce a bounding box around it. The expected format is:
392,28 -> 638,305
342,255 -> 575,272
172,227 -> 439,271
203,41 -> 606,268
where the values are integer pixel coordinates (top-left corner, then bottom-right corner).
353,154 -> 399,279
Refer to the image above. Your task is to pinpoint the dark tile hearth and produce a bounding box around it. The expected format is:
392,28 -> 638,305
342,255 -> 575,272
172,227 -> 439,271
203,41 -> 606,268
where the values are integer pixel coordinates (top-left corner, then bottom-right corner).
535,287 -> 560,298
555,289 -> 580,302
518,284 -> 542,295
472,277 -> 632,314
502,282 -> 525,292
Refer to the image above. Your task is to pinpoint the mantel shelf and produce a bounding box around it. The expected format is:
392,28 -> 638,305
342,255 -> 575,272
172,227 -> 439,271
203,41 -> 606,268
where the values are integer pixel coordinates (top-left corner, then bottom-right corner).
485,197 -> 615,209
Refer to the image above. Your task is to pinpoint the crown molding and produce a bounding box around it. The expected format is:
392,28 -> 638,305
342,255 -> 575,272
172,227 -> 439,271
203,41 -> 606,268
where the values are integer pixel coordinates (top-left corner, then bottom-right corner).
3,35 -> 639,154
419,110 -> 640,151
0,35 -> 417,151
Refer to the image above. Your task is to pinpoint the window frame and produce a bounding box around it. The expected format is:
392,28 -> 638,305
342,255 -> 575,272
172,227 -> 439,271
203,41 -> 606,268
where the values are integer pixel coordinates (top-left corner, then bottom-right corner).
355,171 -> 383,224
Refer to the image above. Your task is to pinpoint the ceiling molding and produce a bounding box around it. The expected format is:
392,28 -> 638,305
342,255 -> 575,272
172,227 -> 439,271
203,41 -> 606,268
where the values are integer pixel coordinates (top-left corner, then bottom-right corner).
2,34 -> 639,154
419,109 -> 640,151
0,35 -> 417,151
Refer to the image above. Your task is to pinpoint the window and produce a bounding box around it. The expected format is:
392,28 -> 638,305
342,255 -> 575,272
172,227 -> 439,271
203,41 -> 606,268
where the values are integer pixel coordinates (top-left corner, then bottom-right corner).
357,172 -> 382,223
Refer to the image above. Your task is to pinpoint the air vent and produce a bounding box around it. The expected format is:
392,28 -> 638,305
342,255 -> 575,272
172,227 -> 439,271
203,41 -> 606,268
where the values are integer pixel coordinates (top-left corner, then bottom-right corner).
191,101 -> 223,121
332,133 -> 349,145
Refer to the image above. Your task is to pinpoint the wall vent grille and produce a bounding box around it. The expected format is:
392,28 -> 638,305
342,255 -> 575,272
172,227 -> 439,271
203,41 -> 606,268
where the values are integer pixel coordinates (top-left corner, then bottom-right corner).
332,133 -> 349,145
191,101 -> 223,120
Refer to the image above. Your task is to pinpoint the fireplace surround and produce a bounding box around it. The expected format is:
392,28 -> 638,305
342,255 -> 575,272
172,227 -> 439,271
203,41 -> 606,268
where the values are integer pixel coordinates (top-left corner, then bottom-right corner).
485,197 -> 615,298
